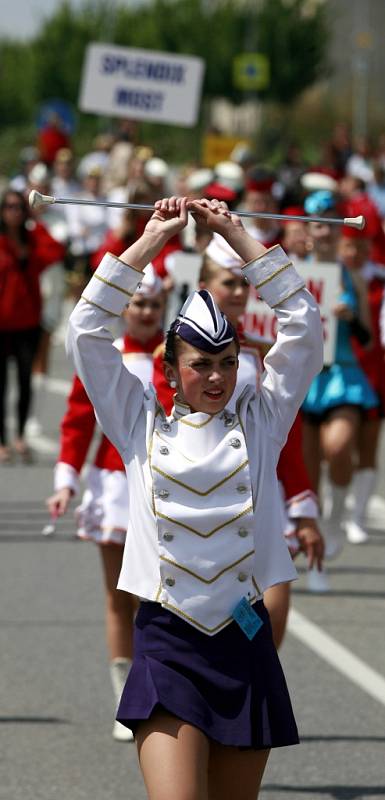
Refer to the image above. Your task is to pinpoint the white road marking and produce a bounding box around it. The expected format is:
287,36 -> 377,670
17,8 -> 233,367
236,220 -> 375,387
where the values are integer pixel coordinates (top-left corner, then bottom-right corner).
288,607 -> 385,707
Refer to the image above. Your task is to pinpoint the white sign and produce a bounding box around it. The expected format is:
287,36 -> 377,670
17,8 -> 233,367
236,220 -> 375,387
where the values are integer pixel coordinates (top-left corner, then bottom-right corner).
243,260 -> 340,365
79,43 -> 205,127
163,252 -> 203,329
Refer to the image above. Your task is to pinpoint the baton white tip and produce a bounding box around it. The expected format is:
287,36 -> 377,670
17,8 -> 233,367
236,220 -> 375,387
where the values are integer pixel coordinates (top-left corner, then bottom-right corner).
343,215 -> 365,230
29,190 -> 55,209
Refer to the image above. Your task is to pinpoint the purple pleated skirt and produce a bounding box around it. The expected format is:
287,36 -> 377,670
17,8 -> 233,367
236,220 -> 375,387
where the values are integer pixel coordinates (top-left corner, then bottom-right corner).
117,599 -> 299,749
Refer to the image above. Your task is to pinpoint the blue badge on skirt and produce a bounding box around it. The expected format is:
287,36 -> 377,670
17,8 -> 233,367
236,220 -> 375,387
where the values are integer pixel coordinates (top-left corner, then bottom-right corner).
232,597 -> 264,640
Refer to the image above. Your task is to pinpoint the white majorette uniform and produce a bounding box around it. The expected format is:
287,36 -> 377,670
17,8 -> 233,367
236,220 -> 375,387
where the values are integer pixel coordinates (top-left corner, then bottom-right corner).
67,245 -> 323,635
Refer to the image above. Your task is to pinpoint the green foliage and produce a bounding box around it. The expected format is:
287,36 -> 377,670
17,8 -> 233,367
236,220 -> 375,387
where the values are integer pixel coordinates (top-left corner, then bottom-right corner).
31,1 -> 111,104
0,0 -> 330,163
0,41 -> 36,124
254,0 -> 330,103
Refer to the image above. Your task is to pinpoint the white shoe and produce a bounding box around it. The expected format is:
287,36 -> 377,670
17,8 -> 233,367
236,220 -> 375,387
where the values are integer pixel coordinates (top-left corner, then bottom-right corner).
112,720 -> 134,742
344,520 -> 369,544
25,417 -> 42,437
306,567 -> 331,593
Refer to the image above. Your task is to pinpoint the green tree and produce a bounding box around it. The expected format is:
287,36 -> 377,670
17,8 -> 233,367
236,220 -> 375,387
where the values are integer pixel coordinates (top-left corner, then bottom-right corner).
251,0 -> 329,104
31,1 -> 111,104
0,0 -> 330,165
28,0 -> 329,108
0,40 -> 36,124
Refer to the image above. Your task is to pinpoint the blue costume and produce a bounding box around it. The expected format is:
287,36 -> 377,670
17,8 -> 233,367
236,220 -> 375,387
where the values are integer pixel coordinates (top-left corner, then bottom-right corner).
303,264 -> 379,417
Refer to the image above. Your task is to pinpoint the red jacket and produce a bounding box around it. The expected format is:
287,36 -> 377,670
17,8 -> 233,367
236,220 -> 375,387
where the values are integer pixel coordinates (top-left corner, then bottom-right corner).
91,230 -> 182,277
0,222 -> 65,331
57,332 -> 163,480
38,126 -> 71,165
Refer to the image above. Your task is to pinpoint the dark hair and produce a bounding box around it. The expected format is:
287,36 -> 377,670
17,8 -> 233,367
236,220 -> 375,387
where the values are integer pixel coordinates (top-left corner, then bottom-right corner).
164,323 -> 240,366
0,190 -> 30,243
164,322 -> 179,365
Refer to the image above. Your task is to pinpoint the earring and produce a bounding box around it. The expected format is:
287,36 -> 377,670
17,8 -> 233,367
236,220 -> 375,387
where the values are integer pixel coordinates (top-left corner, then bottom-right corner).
169,380 -> 177,389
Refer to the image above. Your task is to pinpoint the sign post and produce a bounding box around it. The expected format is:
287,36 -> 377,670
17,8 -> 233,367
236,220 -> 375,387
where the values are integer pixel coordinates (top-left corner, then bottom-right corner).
79,43 -> 205,127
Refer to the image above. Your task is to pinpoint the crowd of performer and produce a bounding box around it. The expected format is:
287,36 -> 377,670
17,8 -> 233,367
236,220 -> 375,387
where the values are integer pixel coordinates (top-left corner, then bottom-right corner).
1,123 -> 385,794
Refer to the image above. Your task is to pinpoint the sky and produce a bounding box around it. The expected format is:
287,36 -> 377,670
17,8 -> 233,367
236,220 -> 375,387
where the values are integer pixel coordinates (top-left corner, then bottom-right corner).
0,0 -> 132,40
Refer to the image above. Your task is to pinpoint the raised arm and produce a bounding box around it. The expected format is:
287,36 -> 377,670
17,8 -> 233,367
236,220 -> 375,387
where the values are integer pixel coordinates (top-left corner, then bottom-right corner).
66,197 -> 188,453
188,199 -> 323,445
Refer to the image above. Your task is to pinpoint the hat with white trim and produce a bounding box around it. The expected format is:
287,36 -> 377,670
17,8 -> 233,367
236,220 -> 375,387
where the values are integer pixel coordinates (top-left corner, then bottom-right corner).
205,233 -> 244,275
136,263 -> 163,297
214,161 -> 244,191
300,171 -> 338,193
172,289 -> 236,354
144,157 -> 168,179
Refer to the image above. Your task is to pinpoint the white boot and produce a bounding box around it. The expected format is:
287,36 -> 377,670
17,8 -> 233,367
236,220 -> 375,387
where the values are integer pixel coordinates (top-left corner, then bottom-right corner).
322,483 -> 348,560
344,468 -> 376,544
306,566 -> 331,593
110,658 -> 134,742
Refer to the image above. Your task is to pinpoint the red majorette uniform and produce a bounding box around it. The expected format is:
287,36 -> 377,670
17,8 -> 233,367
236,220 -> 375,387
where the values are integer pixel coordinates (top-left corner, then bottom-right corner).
353,257 -> 385,417
153,234 -> 319,555
346,251 -> 385,543
91,226 -> 182,281
54,266 -> 163,545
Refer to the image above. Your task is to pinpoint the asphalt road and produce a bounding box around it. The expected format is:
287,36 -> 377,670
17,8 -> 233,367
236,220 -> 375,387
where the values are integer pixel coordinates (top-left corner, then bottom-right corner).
1,339 -> 385,800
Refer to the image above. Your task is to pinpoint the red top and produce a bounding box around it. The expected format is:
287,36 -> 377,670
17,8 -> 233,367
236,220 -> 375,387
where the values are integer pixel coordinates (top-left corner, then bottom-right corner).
342,194 -> 385,265
58,332 -> 164,474
38,126 -> 71,165
91,229 -> 182,278
90,230 -> 138,272
0,222 -> 65,331
353,276 -> 385,410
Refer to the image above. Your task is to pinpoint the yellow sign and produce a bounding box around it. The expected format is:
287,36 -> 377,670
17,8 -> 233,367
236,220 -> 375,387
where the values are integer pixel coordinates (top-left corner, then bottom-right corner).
233,53 -> 270,90
356,31 -> 373,49
202,135 -> 251,168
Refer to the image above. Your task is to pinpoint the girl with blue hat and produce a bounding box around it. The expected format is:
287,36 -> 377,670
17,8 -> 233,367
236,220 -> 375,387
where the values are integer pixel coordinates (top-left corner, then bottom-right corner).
67,196 -> 322,799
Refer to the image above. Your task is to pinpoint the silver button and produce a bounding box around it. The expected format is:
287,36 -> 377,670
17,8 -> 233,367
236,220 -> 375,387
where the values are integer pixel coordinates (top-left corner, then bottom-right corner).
160,446 -> 169,455
238,528 -> 248,538
161,422 -> 171,432
224,416 -> 234,427
163,532 -> 174,542
236,484 -> 248,494
165,577 -> 175,587
238,572 -> 248,582
157,489 -> 169,499
229,437 -> 241,449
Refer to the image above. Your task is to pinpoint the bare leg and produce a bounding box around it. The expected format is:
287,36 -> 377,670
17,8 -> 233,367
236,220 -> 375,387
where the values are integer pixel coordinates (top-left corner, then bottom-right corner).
33,329 -> 51,376
136,710 -> 210,800
356,417 -> 381,470
302,421 -> 321,492
321,406 -> 360,486
319,407 -> 360,558
99,544 -> 137,660
263,583 -> 290,650
208,741 -> 270,800
99,544 -> 137,740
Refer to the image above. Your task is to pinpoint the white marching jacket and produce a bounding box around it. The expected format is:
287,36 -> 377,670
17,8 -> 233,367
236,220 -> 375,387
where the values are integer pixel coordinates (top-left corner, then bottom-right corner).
67,245 -> 323,635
